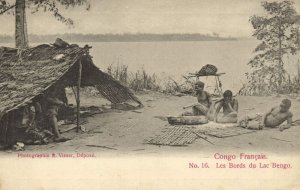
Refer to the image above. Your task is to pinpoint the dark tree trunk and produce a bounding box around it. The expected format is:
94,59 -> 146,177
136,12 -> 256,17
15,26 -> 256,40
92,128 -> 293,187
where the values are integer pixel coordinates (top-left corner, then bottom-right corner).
278,23 -> 284,87
15,0 -> 28,48
297,28 -> 300,49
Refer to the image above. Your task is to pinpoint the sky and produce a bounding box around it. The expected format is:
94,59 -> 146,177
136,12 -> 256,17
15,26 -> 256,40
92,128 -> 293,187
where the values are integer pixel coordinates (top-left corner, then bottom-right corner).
0,0 -> 299,37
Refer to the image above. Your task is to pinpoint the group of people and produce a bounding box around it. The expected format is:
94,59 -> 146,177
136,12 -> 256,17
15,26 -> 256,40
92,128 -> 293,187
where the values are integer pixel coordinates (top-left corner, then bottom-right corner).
189,81 -> 293,131
14,80 -> 295,145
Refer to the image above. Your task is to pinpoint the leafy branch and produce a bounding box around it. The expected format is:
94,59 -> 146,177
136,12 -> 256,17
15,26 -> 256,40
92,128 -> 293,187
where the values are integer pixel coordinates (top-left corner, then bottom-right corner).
1,0 -> 90,26
243,0 -> 299,96
0,0 -> 16,15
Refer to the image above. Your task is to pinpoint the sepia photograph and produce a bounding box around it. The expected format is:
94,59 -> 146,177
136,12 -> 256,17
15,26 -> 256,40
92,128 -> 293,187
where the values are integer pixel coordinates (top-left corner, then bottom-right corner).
0,0 -> 300,189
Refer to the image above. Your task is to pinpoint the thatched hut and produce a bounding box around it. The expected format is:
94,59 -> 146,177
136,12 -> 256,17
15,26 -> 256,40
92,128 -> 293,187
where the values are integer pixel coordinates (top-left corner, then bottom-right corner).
0,43 -> 141,145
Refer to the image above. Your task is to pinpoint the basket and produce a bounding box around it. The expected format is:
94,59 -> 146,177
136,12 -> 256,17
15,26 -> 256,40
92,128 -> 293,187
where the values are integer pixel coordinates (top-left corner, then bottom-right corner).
198,64 -> 218,76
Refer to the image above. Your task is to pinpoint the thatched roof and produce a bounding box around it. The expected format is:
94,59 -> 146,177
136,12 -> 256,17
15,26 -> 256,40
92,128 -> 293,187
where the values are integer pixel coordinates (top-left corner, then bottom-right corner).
0,43 -> 141,116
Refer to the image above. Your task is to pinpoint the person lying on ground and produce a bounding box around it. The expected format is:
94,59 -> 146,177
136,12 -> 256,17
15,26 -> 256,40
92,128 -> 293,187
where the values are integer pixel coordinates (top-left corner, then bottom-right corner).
214,90 -> 238,123
239,99 -> 293,131
191,81 -> 213,117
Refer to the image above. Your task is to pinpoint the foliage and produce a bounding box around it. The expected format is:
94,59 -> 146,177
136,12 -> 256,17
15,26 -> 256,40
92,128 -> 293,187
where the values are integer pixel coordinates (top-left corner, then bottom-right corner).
1,0 -> 90,25
1,0 -> 90,48
107,64 -> 161,92
106,64 -> 194,94
245,0 -> 299,95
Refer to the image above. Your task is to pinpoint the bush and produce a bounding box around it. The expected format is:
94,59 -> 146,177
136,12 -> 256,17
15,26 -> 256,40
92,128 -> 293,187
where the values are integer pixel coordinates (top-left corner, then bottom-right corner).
106,64 -> 194,94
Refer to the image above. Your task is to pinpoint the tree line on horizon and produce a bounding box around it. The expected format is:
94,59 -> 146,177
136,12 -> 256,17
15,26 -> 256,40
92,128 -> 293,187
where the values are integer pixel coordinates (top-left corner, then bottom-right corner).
1,1 -> 235,46
0,33 -> 236,43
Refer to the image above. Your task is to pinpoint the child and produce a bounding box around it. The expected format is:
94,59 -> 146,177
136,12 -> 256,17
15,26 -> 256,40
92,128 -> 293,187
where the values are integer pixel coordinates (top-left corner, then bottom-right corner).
214,90 -> 238,123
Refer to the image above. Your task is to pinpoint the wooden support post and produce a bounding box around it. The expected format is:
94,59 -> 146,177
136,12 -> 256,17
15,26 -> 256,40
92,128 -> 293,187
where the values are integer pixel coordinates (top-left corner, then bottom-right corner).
214,76 -> 219,95
76,60 -> 82,132
216,76 -> 223,95
297,59 -> 300,84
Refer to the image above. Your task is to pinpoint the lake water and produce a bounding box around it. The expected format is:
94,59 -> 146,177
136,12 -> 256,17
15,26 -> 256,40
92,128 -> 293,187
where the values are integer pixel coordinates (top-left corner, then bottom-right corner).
1,40 -> 268,93
87,40 -> 258,93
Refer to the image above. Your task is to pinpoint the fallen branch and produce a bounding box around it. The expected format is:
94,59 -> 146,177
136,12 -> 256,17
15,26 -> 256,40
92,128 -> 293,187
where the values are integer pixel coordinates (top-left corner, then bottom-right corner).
132,149 -> 145,151
60,125 -> 77,133
244,108 -> 255,111
270,137 -> 292,143
131,110 -> 142,113
91,130 -> 103,133
86,145 -> 117,150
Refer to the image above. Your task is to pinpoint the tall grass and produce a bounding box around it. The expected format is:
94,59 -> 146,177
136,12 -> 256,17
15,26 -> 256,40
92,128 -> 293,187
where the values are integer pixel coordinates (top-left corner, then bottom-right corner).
106,64 -> 194,94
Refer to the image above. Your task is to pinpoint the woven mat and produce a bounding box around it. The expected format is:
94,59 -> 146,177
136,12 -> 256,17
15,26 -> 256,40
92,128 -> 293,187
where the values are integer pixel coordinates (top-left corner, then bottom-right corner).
147,126 -> 197,146
194,126 -> 257,138
146,123 -> 258,146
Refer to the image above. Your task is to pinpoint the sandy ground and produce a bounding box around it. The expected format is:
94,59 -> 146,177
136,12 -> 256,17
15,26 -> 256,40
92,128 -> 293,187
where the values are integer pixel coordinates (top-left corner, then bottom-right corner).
1,92 -> 300,156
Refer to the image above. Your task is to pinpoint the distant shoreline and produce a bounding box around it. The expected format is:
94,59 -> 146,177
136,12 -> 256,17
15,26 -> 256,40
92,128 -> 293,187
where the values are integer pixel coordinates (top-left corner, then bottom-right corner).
0,33 -> 237,43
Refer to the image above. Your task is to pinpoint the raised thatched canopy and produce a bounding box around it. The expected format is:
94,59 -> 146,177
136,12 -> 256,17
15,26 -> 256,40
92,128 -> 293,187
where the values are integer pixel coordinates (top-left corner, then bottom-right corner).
0,43 -> 141,117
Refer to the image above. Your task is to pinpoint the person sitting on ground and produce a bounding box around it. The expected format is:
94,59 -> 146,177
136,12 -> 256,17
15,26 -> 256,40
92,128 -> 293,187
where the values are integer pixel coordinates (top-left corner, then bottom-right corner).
239,99 -> 293,131
45,88 -> 70,142
20,102 -> 36,129
192,81 -> 213,117
24,99 -> 55,145
214,90 -> 238,123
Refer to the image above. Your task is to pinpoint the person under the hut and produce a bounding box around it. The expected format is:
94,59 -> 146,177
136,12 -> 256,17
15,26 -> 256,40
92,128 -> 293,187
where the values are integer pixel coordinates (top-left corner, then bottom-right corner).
23,97 -> 57,145
239,99 -> 293,131
214,90 -> 239,123
192,81 -> 213,117
20,102 -> 37,129
44,86 -> 70,142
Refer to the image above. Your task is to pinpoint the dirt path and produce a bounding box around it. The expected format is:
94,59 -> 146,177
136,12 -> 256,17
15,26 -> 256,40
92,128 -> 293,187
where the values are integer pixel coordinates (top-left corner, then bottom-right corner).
2,92 -> 300,156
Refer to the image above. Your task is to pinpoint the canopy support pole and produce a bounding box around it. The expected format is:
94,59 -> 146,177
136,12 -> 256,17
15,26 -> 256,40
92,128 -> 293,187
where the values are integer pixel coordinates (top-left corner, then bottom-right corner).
216,76 -> 222,95
76,60 -> 82,133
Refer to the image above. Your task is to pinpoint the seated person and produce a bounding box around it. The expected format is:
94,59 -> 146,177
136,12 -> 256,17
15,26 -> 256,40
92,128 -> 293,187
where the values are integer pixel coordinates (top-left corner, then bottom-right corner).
239,99 -> 293,131
24,101 -> 53,145
44,88 -> 70,142
17,101 -> 38,129
192,81 -> 213,117
16,101 -> 51,145
214,90 -> 238,123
